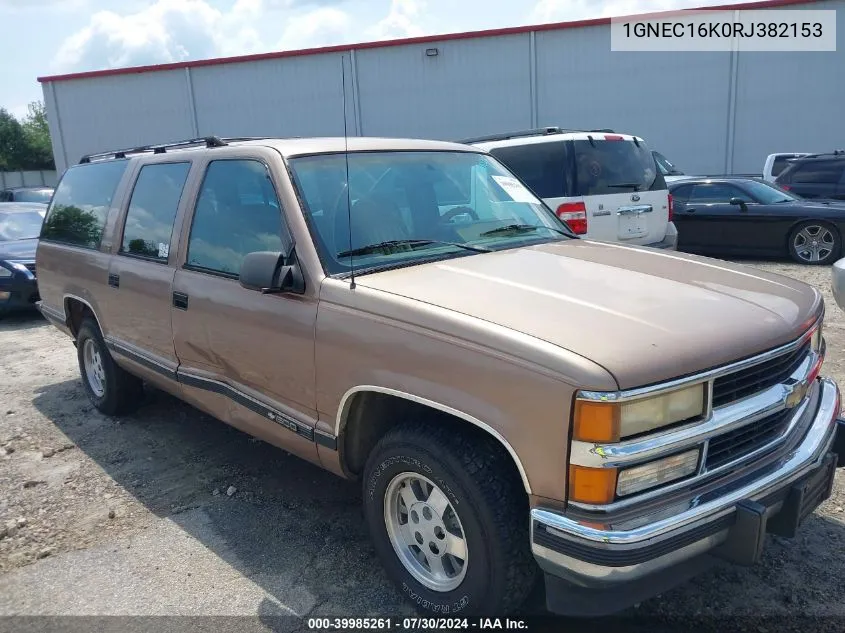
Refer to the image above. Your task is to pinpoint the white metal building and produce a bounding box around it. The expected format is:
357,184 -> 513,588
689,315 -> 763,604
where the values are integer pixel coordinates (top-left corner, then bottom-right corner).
39,0 -> 845,176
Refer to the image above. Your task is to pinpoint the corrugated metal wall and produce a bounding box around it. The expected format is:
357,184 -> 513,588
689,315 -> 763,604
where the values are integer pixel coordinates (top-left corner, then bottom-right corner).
0,170 -> 58,189
42,0 -> 845,176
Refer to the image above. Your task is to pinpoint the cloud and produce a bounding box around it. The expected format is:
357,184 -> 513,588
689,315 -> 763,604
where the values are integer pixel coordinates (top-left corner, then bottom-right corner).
277,6 -> 352,50
366,0 -> 426,40
528,0 -> 752,23
53,0 -> 264,72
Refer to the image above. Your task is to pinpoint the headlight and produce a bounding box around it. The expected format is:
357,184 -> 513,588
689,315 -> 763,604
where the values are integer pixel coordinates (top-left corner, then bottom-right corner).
573,383 -> 706,443
616,449 -> 700,497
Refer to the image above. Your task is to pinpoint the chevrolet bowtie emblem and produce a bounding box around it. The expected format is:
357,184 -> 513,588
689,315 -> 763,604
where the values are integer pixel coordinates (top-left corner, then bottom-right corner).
785,382 -> 809,408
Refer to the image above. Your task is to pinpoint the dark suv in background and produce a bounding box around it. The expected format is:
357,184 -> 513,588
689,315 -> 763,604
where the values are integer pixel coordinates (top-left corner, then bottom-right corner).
775,151 -> 845,200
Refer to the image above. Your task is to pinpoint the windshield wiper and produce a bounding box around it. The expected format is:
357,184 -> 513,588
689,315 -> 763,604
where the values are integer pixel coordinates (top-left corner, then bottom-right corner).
337,239 -> 490,258
479,224 -> 570,238
607,182 -> 643,191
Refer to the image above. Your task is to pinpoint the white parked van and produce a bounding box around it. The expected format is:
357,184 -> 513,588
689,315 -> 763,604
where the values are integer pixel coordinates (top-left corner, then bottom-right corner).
468,128 -> 677,249
763,153 -> 811,183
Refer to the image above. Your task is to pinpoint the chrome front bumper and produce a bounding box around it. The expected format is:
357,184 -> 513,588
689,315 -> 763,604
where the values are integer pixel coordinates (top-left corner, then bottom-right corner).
531,377 -> 840,596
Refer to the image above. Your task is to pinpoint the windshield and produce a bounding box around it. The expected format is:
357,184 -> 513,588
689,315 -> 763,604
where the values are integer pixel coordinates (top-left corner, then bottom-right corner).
574,139 -> 661,195
652,151 -> 683,176
743,179 -> 799,204
14,189 -> 53,203
289,151 -> 571,276
0,211 -> 44,241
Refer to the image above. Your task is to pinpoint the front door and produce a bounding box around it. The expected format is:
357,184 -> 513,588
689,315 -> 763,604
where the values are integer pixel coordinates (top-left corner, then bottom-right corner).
104,161 -> 193,388
171,156 -> 320,464
672,182 -> 755,253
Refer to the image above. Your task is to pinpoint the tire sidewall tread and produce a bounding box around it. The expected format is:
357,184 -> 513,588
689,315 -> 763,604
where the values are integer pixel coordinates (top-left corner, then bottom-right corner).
363,422 -> 536,616
76,318 -> 141,415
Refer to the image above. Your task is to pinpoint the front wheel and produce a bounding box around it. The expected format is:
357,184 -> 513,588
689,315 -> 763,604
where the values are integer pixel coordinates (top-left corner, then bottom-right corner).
788,221 -> 840,265
363,422 -> 537,616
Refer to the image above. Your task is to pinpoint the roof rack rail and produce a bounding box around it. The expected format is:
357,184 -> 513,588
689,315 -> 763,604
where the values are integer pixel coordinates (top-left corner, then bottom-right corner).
77,135 -> 273,164
457,127 -> 616,145
802,149 -> 845,159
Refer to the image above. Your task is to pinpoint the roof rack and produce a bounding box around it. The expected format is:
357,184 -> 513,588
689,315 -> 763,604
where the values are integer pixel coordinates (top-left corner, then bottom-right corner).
801,150 -> 845,159
458,127 -> 616,145
77,135 -> 274,164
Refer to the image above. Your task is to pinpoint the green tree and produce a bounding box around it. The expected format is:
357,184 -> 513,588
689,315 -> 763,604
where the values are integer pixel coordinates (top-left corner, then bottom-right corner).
0,108 -> 28,170
0,102 -> 55,170
21,102 -> 55,170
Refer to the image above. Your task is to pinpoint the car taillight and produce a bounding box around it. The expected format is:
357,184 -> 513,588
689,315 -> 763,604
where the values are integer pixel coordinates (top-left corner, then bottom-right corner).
780,184 -> 792,190
667,193 -> 674,222
557,202 -> 588,235
604,135 -> 624,141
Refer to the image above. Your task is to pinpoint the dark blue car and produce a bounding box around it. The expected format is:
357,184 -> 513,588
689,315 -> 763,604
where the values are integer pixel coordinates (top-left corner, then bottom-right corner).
0,202 -> 45,316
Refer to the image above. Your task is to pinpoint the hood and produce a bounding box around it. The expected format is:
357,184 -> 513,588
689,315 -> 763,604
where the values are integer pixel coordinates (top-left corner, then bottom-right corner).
356,240 -> 821,389
0,238 -> 37,261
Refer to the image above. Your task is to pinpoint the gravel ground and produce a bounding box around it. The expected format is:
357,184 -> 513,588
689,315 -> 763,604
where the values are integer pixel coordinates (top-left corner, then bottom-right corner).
0,259 -> 844,632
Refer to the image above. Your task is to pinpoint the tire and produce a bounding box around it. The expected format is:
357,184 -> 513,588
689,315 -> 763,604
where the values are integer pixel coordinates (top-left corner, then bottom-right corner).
788,221 -> 840,265
76,317 -> 143,415
363,422 -> 537,616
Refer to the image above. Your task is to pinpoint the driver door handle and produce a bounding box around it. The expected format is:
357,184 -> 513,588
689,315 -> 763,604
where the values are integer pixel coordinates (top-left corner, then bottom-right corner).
685,208 -> 696,213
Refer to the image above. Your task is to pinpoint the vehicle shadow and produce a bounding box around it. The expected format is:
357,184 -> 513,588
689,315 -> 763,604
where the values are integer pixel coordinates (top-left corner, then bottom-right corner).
0,311 -> 47,332
31,379 -> 416,628
29,379 -> 845,631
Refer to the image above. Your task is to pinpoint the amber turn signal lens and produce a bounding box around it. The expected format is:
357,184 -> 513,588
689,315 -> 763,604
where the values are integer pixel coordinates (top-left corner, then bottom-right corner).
573,400 -> 620,443
568,465 -> 618,504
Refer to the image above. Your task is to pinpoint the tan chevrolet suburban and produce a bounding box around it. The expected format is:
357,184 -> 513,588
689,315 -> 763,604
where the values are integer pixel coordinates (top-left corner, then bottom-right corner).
36,136 -> 845,616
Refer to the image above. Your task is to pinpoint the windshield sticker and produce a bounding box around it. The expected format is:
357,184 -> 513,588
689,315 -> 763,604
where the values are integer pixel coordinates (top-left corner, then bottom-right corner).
491,176 -> 537,203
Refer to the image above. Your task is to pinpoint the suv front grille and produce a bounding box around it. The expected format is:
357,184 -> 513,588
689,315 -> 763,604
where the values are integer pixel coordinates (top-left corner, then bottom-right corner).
712,341 -> 811,408
705,409 -> 791,470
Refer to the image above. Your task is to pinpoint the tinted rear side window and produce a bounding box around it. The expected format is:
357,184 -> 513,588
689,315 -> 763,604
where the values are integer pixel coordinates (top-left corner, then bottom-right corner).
120,162 -> 191,261
488,142 -> 569,198
573,139 -> 663,196
788,160 -> 845,184
41,161 -> 128,249
186,160 -> 284,276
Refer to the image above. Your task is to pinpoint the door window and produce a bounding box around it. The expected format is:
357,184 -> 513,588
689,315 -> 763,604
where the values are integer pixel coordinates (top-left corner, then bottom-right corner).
186,160 -> 284,277
687,184 -> 752,203
41,160 -> 128,249
120,162 -> 191,261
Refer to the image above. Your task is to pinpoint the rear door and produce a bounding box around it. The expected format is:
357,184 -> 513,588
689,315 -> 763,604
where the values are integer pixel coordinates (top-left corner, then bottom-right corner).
488,136 -> 669,246
570,136 -> 669,245
102,160 -> 192,388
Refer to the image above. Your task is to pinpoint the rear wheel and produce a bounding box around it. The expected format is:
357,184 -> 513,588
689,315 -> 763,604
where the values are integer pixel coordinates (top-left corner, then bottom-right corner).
788,221 -> 840,265
362,422 -> 537,616
76,317 -> 143,415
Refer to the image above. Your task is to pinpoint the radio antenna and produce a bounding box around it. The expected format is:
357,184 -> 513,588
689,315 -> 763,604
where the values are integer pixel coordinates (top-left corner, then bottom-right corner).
341,54 -> 355,289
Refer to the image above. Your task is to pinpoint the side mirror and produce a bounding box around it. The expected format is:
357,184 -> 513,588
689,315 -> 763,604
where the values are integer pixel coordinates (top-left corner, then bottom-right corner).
729,197 -> 748,210
239,251 -> 304,294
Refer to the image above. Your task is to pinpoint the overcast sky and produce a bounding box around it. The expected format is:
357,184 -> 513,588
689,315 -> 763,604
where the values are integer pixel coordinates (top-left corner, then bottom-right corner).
1,0 -> 757,120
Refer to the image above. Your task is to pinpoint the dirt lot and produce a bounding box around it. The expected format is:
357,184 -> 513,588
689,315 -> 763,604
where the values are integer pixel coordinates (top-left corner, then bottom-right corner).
0,259 -> 844,631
